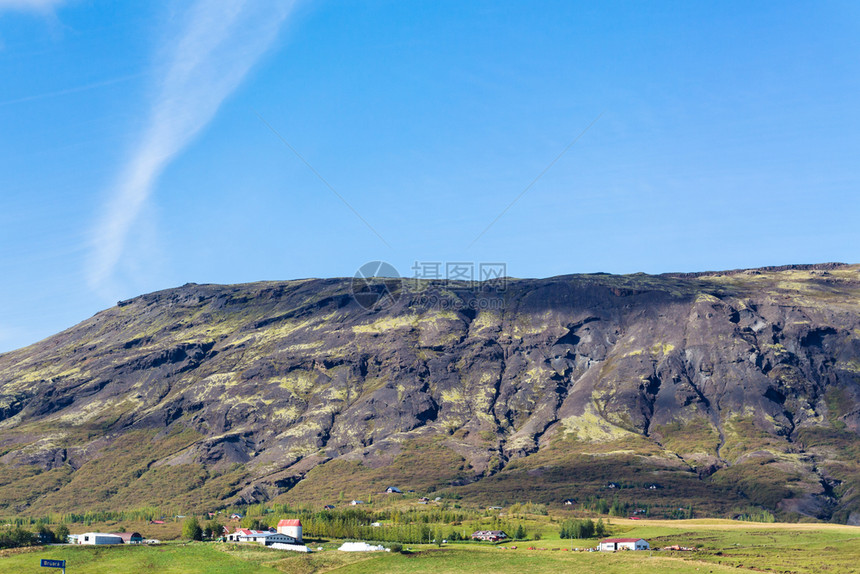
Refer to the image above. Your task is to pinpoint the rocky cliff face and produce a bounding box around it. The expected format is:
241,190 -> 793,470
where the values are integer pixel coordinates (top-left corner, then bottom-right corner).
0,264 -> 858,521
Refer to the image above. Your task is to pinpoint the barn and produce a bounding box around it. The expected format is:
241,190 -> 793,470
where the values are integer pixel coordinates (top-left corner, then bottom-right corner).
598,538 -> 650,551
77,533 -> 124,545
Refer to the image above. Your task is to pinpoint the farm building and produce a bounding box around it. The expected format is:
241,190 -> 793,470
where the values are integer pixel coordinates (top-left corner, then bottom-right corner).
277,519 -> 302,542
227,528 -> 297,546
598,538 -> 650,551
226,528 -> 255,542
113,532 -> 143,544
471,530 -> 508,542
350,500 -> 364,505
77,533 -> 125,545
385,486 -> 402,494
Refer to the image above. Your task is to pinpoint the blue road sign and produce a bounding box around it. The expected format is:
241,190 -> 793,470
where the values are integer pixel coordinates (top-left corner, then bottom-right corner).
41,559 -> 65,568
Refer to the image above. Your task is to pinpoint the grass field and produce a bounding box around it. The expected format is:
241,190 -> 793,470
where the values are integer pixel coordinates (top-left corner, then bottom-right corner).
2,519 -> 859,574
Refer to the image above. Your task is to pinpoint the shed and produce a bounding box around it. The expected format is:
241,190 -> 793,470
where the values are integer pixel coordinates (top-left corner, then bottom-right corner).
598,538 -> 650,551
78,533 -> 124,545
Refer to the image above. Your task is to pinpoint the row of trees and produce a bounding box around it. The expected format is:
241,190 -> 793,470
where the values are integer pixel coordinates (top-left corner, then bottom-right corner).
263,504 -> 478,526
733,507 -> 775,523
188,509 -> 544,544
559,518 -> 607,539
0,524 -> 70,549
2,507 -> 168,528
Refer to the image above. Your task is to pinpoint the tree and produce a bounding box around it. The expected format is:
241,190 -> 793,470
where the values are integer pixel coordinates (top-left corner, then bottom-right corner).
241,517 -> 268,530
560,519 -> 596,539
514,524 -> 526,540
0,527 -> 37,549
182,517 -> 203,541
595,518 -> 606,538
205,520 -> 222,539
55,525 -> 70,543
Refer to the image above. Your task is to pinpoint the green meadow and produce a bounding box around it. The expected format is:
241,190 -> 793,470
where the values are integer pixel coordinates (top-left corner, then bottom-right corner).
2,519 -> 859,574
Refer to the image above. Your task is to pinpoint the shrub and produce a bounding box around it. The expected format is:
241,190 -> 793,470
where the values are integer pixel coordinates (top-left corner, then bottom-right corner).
0,527 -> 37,549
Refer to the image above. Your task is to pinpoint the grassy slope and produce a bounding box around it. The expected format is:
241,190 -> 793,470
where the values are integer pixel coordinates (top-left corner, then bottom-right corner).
3,520 -> 859,574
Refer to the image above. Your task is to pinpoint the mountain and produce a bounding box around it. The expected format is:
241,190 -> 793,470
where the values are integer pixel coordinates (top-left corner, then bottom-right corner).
0,264 -> 858,522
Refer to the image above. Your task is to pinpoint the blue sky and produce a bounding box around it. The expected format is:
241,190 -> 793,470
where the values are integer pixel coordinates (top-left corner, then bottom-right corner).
1,0 -> 858,352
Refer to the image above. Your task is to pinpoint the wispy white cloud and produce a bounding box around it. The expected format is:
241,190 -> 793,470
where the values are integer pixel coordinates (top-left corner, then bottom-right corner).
87,0 -> 294,294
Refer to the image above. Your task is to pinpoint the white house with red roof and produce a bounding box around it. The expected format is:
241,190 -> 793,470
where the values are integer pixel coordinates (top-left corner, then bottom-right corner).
598,538 -> 649,551
277,519 -> 302,543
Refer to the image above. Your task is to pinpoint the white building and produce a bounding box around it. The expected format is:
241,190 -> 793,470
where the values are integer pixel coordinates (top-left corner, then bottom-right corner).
277,519 -> 302,542
77,533 -> 124,545
598,538 -> 650,551
227,528 -> 297,546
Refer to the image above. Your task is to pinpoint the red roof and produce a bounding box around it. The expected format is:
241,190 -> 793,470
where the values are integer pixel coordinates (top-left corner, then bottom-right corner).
600,538 -> 645,543
278,519 -> 301,527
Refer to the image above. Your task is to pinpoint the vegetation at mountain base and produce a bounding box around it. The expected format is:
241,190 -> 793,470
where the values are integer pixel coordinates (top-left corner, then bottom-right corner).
2,518 -> 859,574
